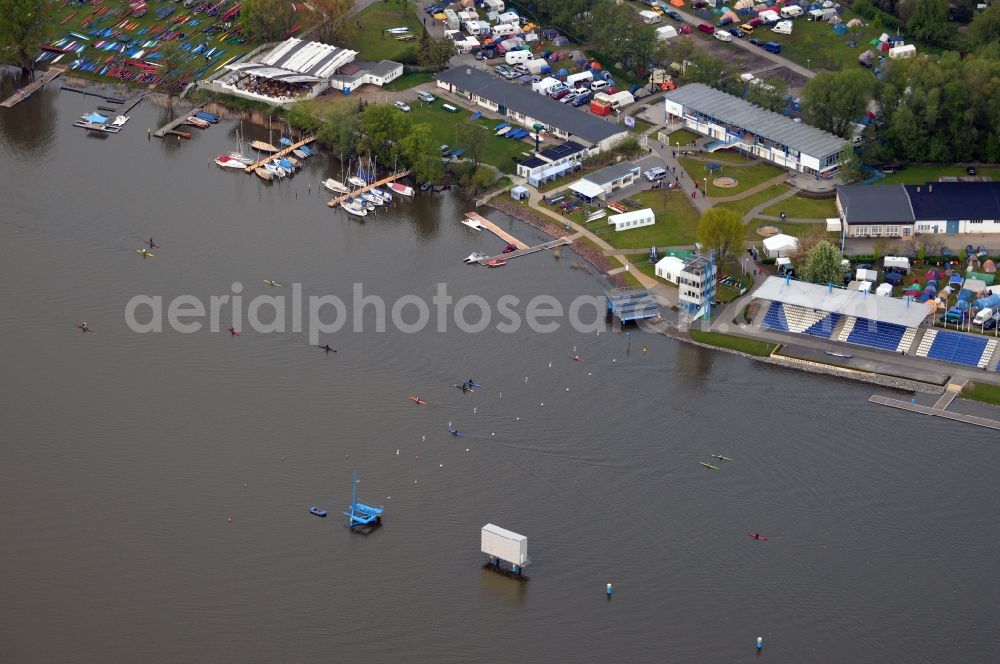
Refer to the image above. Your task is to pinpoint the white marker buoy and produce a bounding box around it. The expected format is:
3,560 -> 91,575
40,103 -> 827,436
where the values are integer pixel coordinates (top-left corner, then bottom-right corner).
606,583 -> 613,597
465,448 -> 469,452
396,449 -> 400,455
756,637 -> 763,651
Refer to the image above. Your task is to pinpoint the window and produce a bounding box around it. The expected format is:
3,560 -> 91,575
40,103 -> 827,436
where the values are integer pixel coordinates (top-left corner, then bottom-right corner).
970,219 -> 983,224
871,225 -> 883,236
903,227 -> 912,237
887,225 -> 899,236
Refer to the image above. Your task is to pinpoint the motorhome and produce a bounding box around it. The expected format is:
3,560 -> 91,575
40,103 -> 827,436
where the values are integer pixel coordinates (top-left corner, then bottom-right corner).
772,20 -> 793,34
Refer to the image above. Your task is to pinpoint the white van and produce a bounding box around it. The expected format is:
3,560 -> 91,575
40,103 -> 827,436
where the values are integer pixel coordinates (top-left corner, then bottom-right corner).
638,10 -> 662,24
504,50 -> 532,65
590,79 -> 608,92
772,20 -> 793,34
974,307 -> 994,325
714,30 -> 733,42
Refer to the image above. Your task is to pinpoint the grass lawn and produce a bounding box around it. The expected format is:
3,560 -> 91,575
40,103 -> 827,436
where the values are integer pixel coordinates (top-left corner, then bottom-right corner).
406,103 -> 526,173
745,218 -> 839,242
628,118 -> 654,136
586,189 -> 702,249
879,165 -> 1000,185
762,193 -> 838,220
678,157 -> 785,196
667,129 -> 700,146
341,3 -> 425,63
715,184 -> 787,219
48,1 -> 262,87
761,11 -> 883,73
961,382 -> 1000,407
383,70 -> 435,91
689,330 -> 778,356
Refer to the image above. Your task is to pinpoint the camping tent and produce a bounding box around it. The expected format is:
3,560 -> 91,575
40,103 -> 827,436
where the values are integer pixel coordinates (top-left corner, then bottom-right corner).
551,36 -> 569,46
541,28 -> 559,39
720,9 -> 739,21
846,17 -> 862,27
833,22 -> 848,34
735,0 -> 754,8
763,233 -> 799,258
858,50 -> 875,64
983,259 -> 997,274
828,13 -> 842,23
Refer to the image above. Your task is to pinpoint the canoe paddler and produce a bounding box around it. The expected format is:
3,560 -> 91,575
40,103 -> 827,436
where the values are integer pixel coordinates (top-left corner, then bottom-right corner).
320,344 -> 336,353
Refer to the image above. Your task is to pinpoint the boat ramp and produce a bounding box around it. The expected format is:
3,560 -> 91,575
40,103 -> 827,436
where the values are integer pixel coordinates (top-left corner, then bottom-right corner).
465,212 -> 528,250
325,169 -> 411,206
0,68 -> 64,108
153,106 -> 204,139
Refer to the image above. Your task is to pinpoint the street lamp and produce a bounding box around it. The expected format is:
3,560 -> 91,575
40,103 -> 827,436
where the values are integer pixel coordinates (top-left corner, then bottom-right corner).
806,58 -> 811,70
703,176 -> 708,198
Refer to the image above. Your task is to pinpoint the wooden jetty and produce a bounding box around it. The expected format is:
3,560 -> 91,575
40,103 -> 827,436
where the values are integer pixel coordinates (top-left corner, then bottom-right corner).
869,390 -> 1000,431
465,212 -> 529,250
153,106 -> 204,138
1,67 -> 64,108
325,169 -> 411,206
478,237 -> 571,264
247,136 -> 318,173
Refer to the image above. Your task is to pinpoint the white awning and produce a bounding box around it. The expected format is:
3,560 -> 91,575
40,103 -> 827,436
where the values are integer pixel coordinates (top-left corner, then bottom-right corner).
569,178 -> 605,199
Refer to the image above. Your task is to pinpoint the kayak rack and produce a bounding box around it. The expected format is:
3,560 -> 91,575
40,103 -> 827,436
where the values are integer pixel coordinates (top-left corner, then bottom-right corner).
343,470 -> 384,528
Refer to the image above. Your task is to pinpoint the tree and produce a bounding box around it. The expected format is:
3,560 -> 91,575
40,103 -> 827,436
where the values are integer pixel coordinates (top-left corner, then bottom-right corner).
967,3 -> 1000,51
801,69 -> 875,137
907,0 -> 951,46
310,0 -> 354,43
318,101 -> 360,164
358,103 -> 411,165
747,77 -> 788,113
154,40 -> 187,107
286,99 -> 326,133
0,0 -> 52,75
401,123 -> 442,183
456,121 -> 487,168
696,209 -> 744,262
839,143 -> 863,182
799,241 -> 844,285
239,0 -> 294,40
418,36 -> 455,71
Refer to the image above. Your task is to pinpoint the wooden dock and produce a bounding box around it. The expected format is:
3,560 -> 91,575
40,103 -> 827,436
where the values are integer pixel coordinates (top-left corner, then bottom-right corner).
465,212 -> 529,250
479,237 -> 572,264
153,106 -> 204,138
869,389 -> 1000,430
1,67 -> 64,108
246,136 -> 318,173
325,170 -> 411,206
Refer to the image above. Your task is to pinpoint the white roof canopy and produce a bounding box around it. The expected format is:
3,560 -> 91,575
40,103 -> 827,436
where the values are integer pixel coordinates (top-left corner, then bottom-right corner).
569,178 -> 606,199
762,233 -> 798,250
753,276 -> 932,327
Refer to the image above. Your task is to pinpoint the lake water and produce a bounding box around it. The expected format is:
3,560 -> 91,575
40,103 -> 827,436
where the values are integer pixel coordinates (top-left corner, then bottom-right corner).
1,79 -> 997,663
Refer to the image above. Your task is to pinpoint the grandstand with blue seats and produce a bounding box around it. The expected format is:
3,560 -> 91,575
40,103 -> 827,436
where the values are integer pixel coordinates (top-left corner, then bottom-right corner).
753,276 -> 930,354
915,329 -> 997,369
839,317 -> 916,352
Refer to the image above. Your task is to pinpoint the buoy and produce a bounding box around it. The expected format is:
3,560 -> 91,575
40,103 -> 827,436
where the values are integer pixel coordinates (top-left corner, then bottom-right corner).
548,362 -> 552,368
565,387 -> 569,391
227,516 -> 232,524
439,464 -> 443,468
540,402 -> 544,406
396,449 -> 399,455
756,637 -> 763,651
606,583 -> 613,597
465,448 -> 469,452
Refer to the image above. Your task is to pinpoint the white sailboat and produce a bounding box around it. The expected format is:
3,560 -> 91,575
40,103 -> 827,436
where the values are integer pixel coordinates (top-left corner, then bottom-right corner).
340,199 -> 368,217
323,178 -> 350,194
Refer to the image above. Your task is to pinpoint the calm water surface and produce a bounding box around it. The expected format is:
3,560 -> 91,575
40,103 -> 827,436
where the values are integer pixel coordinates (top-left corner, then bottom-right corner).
1,79 -> 998,663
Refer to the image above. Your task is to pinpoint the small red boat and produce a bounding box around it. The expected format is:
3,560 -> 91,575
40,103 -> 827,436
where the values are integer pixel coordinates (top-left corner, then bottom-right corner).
502,244 -> 517,254
486,259 -> 507,268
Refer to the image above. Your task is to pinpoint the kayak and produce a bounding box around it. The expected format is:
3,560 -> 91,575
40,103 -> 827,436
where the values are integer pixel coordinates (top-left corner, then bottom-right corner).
699,462 -> 719,470
454,384 -> 475,392
228,326 -> 240,336
747,531 -> 768,541
409,396 -> 427,405
309,507 -> 327,517
710,454 -> 732,461
459,380 -> 480,388
76,323 -> 92,332
135,249 -> 154,257
570,354 -> 583,362
316,345 -> 337,352
144,240 -> 160,248
447,426 -> 464,437
263,279 -> 283,287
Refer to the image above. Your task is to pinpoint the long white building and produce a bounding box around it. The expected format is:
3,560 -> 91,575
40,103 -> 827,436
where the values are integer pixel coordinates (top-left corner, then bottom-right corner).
663,83 -> 847,177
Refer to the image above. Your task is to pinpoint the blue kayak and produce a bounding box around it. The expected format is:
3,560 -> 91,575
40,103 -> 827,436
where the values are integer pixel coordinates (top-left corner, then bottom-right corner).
447,426 -> 464,437
309,507 -> 327,517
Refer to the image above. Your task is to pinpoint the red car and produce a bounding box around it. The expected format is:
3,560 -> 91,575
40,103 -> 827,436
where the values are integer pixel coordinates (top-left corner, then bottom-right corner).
698,23 -> 715,34
550,89 -> 570,101
680,24 -> 693,34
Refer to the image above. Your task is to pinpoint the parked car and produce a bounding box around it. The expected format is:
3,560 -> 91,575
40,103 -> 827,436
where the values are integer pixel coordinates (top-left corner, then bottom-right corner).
644,167 -> 667,181
764,41 -> 781,53
417,90 -> 436,103
680,24 -> 693,34
572,92 -> 592,106
697,22 -> 715,33
977,244 -> 988,257
393,100 -> 411,112
740,23 -> 754,33
749,37 -> 765,46
714,30 -> 733,41
729,27 -> 745,38
967,166 -> 977,175
666,9 -> 683,20
561,90 -> 579,103
550,88 -> 571,100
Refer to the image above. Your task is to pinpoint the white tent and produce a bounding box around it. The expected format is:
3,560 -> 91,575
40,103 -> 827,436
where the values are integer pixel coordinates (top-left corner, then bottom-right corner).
656,25 -> 679,40
608,208 -> 655,232
762,233 -> 798,258
735,0 -> 754,9
846,17 -> 862,27
876,283 -> 894,297
655,256 -> 685,283
569,178 -> 607,201
888,44 -> 916,59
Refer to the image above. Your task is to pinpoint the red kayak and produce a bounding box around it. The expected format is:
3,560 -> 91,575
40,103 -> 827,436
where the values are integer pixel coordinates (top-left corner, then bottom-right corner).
570,354 -> 583,362
408,396 -> 428,405
747,531 -> 768,541
228,326 -> 240,336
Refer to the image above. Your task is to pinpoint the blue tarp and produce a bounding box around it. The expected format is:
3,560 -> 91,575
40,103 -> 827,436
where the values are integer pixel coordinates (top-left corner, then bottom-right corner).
469,111 -> 482,120
83,112 -> 108,123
